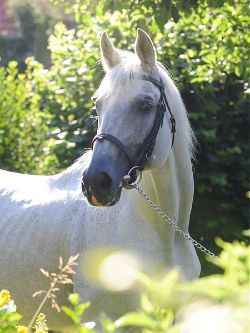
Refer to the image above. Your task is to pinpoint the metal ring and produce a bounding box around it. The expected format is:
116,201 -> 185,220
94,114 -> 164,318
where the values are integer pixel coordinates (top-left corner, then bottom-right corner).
124,166 -> 142,189
127,166 -> 139,176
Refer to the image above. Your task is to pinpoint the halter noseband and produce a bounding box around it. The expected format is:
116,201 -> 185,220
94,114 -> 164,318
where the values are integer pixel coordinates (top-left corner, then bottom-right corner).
92,74 -> 176,177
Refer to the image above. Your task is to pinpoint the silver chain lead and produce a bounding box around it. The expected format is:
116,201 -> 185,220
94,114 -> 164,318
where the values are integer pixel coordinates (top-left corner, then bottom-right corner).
135,184 -> 218,259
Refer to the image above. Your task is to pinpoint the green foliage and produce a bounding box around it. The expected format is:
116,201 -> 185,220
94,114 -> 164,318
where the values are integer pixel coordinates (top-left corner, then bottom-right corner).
168,1 -> 250,224
62,294 -> 94,332
0,61 -> 59,174
0,310 -> 21,333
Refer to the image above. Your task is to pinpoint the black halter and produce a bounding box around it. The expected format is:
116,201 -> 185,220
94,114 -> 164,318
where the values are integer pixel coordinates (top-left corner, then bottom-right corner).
92,74 -> 176,174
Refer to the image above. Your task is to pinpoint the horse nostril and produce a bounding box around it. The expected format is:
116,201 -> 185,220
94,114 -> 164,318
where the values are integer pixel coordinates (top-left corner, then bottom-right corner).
98,172 -> 113,193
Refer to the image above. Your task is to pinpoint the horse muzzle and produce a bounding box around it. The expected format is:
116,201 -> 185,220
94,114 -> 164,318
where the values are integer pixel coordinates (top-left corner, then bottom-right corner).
81,167 -> 123,207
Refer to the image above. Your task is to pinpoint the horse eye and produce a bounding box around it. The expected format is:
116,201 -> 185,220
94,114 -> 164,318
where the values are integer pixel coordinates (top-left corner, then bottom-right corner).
141,102 -> 153,113
90,106 -> 99,123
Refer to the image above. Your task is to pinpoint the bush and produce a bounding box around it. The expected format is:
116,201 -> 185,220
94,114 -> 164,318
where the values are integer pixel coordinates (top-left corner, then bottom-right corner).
0,61 -> 59,174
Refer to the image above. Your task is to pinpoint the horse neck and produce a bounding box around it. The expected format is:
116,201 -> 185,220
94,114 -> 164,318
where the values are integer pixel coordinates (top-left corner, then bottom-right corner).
51,152 -> 91,191
134,135 -> 194,240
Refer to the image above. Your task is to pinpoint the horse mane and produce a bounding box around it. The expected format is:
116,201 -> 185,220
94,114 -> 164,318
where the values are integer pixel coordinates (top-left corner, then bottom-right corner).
157,62 -> 197,159
94,51 -> 196,160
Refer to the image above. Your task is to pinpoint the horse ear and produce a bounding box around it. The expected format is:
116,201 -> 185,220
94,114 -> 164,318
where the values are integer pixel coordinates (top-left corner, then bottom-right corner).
100,32 -> 122,71
135,29 -> 156,73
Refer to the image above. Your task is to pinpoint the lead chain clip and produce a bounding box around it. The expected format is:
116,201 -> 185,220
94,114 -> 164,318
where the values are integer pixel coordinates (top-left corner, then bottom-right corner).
122,166 -> 142,189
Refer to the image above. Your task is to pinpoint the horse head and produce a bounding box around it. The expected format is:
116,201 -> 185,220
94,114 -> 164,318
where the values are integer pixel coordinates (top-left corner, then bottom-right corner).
82,29 -> 175,206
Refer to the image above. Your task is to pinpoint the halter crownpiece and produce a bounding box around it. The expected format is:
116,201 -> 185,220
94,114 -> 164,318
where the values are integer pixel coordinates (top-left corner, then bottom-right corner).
91,74 -> 176,186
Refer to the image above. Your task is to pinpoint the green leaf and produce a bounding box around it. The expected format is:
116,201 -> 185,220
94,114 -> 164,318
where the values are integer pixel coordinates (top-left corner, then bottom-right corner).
62,306 -> 79,324
115,312 -> 156,329
76,303 -> 91,317
141,294 -> 154,314
68,293 -> 80,306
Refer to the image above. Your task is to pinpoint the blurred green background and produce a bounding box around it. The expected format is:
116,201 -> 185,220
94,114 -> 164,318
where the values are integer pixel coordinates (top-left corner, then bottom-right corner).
0,0 -> 249,273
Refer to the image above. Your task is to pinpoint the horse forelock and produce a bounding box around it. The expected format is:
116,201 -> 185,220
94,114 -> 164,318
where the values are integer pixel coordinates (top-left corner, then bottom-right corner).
93,51 -> 143,101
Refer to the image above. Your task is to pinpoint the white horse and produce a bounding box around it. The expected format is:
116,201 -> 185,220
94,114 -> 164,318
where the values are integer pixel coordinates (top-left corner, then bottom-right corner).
0,29 -> 200,331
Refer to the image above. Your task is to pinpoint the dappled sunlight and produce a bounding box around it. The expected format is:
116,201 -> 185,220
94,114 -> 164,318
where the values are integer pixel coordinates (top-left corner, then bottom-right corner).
81,249 -> 141,292
179,301 -> 246,333
98,251 -> 140,292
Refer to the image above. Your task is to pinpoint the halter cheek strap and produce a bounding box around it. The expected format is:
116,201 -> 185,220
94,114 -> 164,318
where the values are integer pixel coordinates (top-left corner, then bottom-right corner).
141,75 -> 176,148
92,75 -> 176,175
